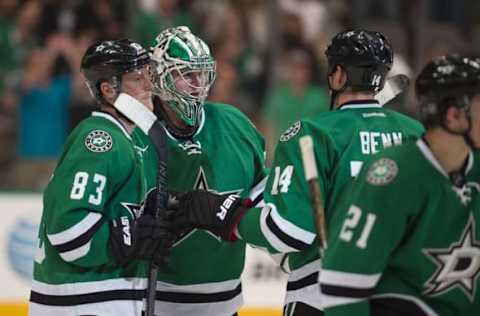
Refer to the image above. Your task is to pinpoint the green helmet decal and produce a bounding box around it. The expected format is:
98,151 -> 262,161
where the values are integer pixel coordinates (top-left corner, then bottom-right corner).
150,26 -> 216,127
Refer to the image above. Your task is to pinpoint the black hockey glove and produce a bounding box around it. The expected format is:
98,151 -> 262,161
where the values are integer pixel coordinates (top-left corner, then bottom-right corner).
109,214 -> 177,267
173,190 -> 249,241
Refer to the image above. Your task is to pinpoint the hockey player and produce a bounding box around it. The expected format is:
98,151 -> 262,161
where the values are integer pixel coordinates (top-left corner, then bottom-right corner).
29,39 -> 174,316
170,29 -> 424,315
319,55 -> 480,315
145,26 -> 267,316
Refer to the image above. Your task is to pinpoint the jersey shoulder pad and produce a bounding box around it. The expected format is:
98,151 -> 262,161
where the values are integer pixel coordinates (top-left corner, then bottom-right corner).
204,102 -> 260,133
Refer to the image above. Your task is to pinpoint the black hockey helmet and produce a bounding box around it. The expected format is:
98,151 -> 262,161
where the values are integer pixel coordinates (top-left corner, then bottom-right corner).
416,55 -> 480,127
81,38 -> 150,101
325,29 -> 393,92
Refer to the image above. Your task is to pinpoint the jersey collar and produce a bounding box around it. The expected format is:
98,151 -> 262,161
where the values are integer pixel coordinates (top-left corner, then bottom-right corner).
92,111 -> 131,140
162,107 -> 206,141
339,99 -> 382,110
416,138 -> 474,179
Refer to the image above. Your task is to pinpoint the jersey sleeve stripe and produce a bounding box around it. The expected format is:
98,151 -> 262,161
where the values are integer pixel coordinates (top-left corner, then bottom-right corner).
59,240 -> 92,262
320,292 -> 364,309
53,217 -> 104,253
249,176 -> 267,201
260,205 -> 300,253
47,213 -> 102,246
259,203 -> 315,252
269,203 -> 316,245
319,269 -> 381,288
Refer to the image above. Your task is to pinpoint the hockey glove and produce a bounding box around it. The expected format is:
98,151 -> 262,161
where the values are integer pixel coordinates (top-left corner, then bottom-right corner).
109,210 -> 177,266
174,190 -> 249,241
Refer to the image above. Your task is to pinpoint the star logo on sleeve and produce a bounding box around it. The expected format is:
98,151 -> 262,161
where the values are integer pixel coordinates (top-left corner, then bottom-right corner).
423,215 -> 480,301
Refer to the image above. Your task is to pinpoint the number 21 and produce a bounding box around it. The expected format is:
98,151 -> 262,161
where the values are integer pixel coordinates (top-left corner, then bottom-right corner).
339,205 -> 376,249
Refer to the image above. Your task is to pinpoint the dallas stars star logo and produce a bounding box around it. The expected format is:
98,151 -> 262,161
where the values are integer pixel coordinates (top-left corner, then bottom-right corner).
174,167 -> 242,245
423,215 -> 480,301
121,202 -> 142,219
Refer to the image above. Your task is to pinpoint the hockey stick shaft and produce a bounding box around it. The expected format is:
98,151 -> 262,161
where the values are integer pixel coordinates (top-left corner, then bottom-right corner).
299,135 -> 327,254
145,121 -> 168,316
114,94 -> 168,316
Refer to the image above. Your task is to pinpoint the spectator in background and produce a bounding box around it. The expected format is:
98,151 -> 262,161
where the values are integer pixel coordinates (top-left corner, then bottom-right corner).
131,0 -> 196,48
261,47 -> 329,156
9,33 -> 79,189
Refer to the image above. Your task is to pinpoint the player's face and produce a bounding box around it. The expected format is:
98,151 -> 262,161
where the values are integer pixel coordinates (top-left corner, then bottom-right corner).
171,68 -> 211,98
468,94 -> 480,148
121,65 -> 154,111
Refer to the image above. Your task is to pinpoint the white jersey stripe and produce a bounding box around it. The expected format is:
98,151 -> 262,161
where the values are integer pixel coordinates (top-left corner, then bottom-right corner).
59,241 -> 91,262
320,269 -> 381,289
31,278 -> 241,296
47,213 -> 102,246
249,176 -> 267,201
320,292 -> 364,309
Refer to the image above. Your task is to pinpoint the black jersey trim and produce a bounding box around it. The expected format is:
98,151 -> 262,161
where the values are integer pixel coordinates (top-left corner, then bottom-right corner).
371,297 -> 429,316
286,272 -> 319,291
321,283 -> 375,299
266,212 -> 310,251
53,217 -> 104,253
30,289 -> 143,306
251,193 -> 264,207
155,283 -> 242,303
30,284 -> 242,306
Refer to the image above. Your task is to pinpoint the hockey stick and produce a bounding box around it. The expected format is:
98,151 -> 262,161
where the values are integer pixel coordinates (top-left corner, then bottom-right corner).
114,93 -> 168,316
299,135 -> 327,255
375,74 -> 410,106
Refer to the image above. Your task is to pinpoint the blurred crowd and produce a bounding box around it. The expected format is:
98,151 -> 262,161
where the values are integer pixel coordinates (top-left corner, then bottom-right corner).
0,0 -> 477,189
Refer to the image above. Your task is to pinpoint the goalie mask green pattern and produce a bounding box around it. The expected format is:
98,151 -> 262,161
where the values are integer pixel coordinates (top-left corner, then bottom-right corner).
151,26 -> 216,128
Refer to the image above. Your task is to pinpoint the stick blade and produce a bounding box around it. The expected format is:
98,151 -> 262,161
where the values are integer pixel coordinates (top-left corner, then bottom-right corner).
375,74 -> 410,106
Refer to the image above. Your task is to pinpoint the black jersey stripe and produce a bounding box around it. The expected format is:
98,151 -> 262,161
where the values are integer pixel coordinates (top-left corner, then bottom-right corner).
321,283 -> 375,299
286,272 -> 319,291
30,289 -> 143,306
266,212 -> 310,251
30,284 -> 242,306
156,283 -> 242,303
53,217 -> 104,253
251,193 -> 264,207
371,297 -> 429,316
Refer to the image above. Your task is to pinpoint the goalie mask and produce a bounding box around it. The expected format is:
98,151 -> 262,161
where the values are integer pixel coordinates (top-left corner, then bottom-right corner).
150,26 -> 216,138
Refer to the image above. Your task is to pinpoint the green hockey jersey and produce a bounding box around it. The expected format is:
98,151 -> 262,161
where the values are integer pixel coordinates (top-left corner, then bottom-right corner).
238,101 -> 424,309
30,111 -> 159,316
320,139 -> 480,316
141,102 -> 267,316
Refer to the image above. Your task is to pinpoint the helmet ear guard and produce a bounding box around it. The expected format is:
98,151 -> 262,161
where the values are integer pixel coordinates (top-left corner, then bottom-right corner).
326,29 -> 393,94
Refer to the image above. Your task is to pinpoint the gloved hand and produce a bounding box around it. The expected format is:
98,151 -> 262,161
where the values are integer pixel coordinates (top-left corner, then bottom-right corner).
109,191 -> 179,267
172,190 -> 249,241
109,214 -> 176,266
